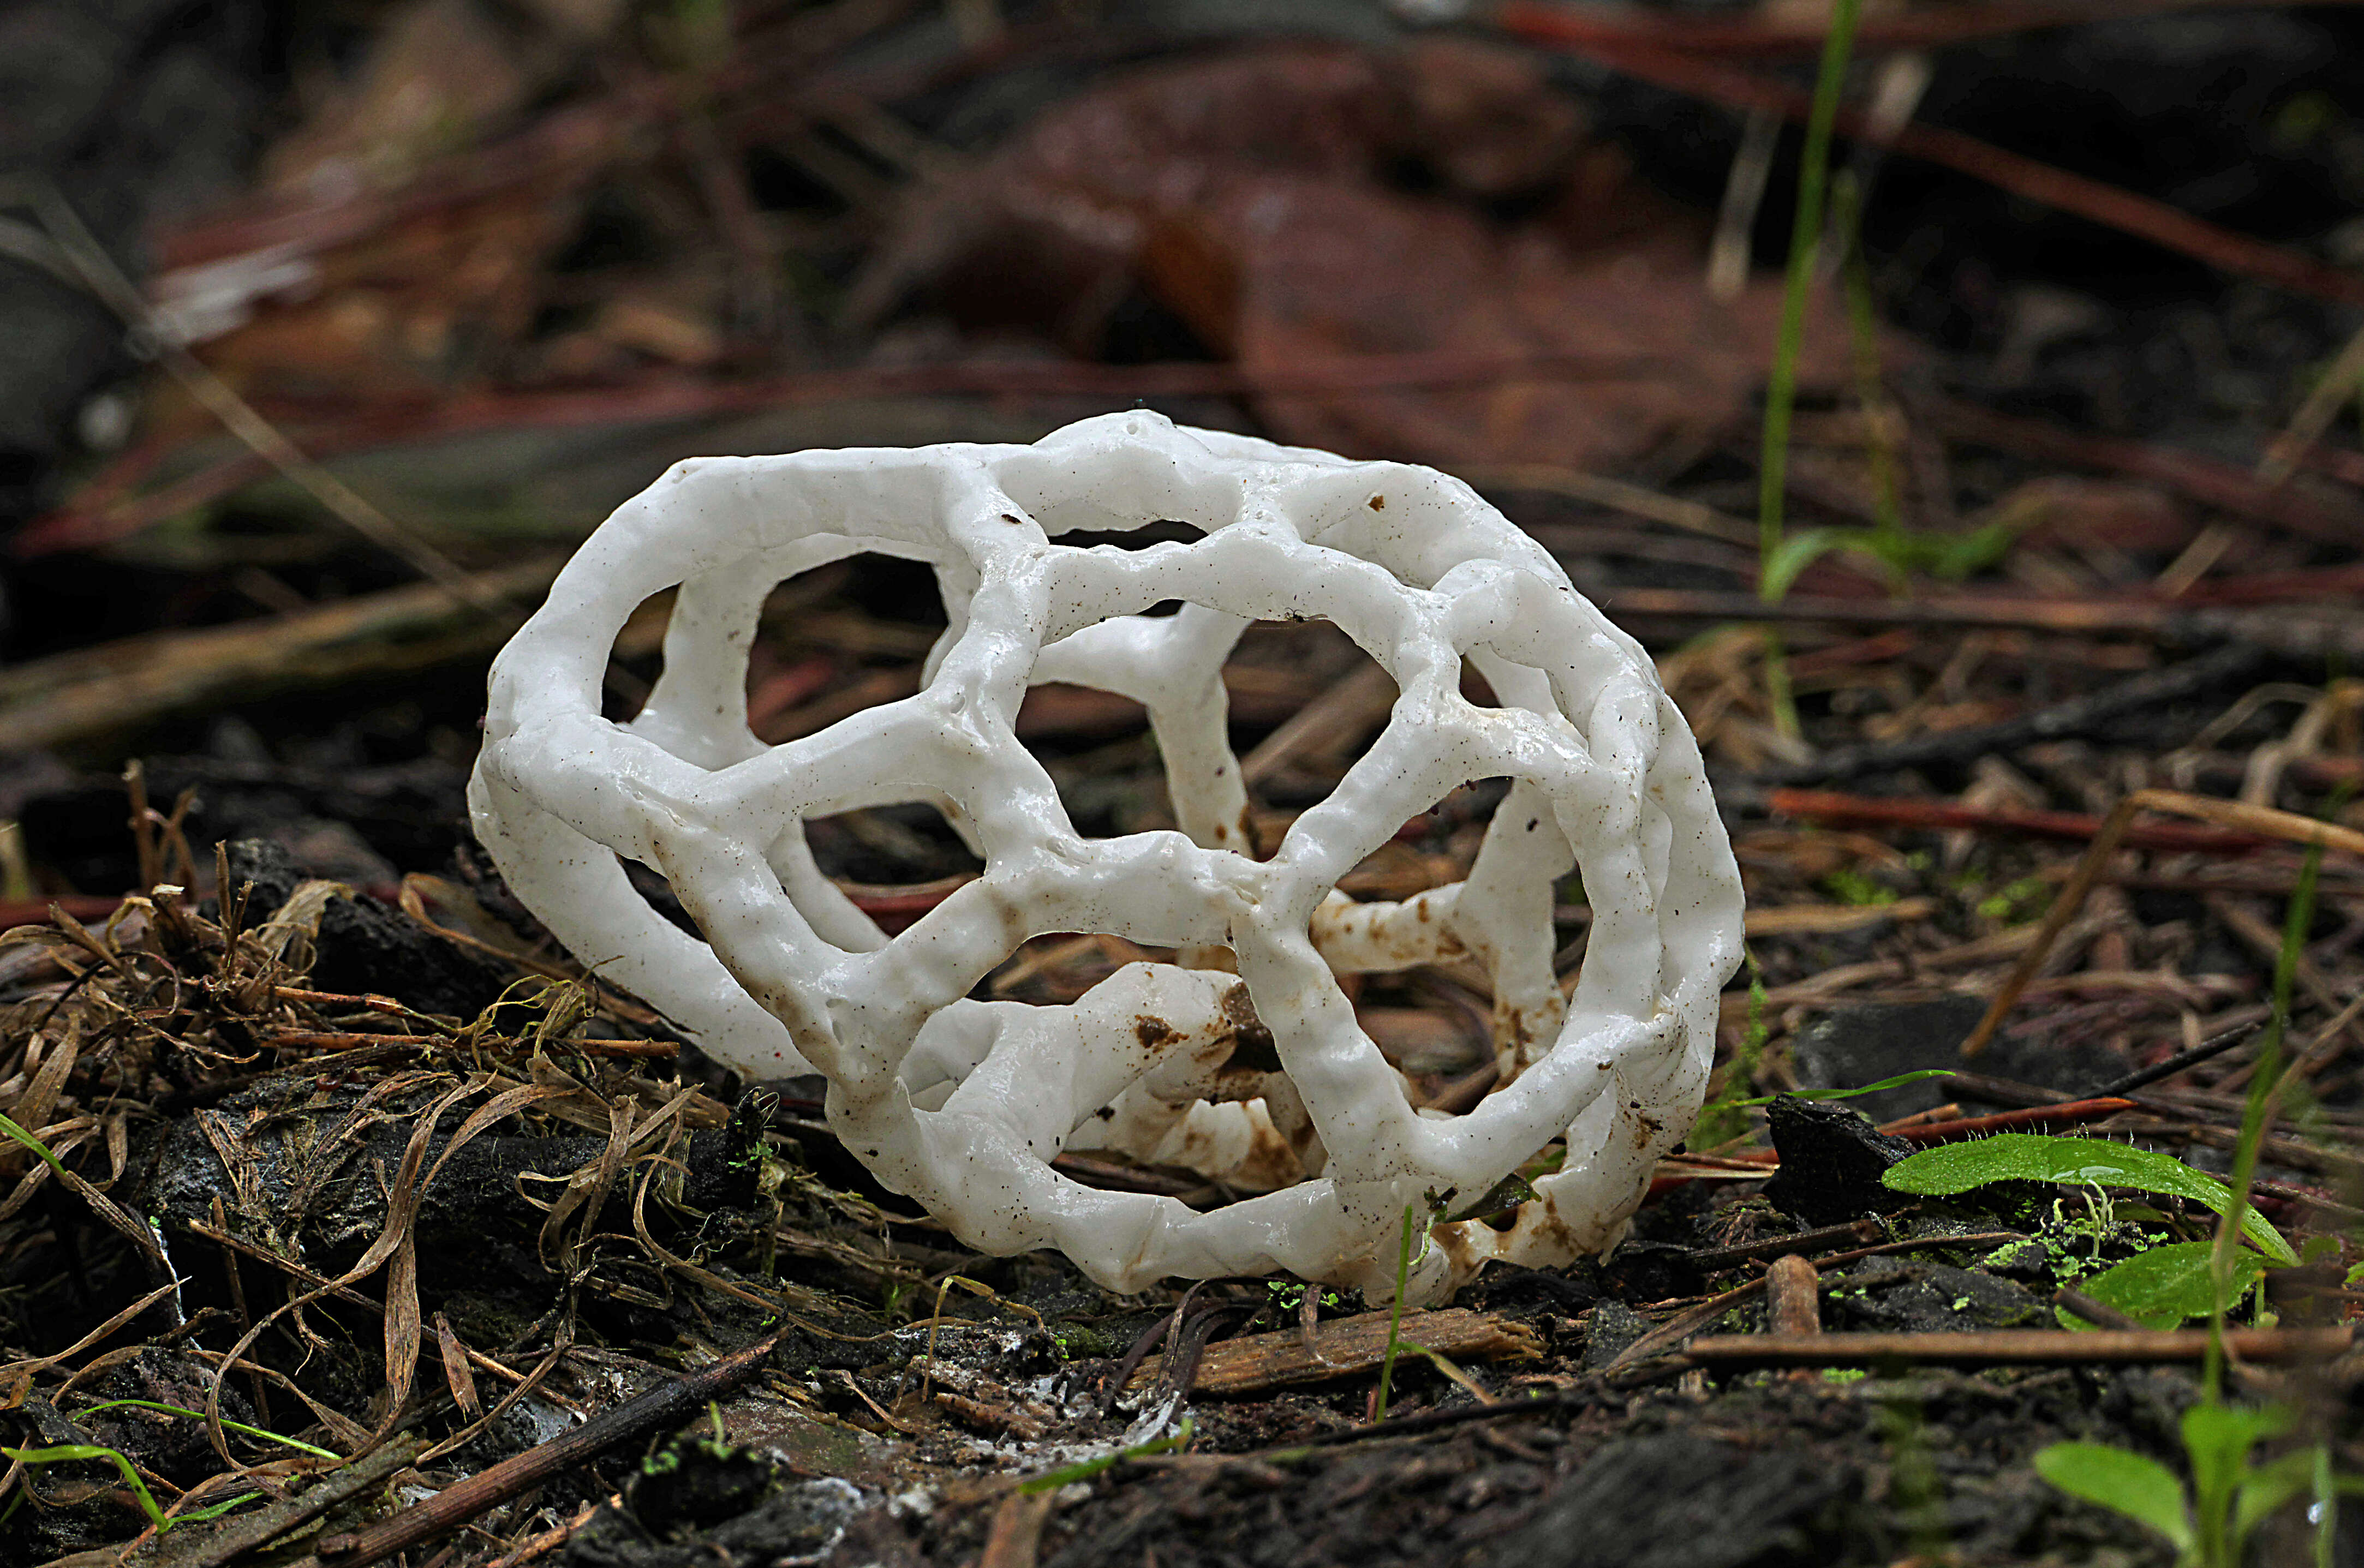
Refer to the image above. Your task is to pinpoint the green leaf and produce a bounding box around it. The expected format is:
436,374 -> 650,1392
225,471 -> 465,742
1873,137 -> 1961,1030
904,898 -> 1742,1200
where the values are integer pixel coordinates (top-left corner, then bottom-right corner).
1880,1134 -> 2298,1265
1760,527 -> 1859,602
1928,516 -> 2026,580
1445,1171 -> 1537,1223
2033,1443 -> 2193,1552
2234,1449 -> 2318,1543
2074,1243 -> 2268,1331
2183,1402 -> 2291,1557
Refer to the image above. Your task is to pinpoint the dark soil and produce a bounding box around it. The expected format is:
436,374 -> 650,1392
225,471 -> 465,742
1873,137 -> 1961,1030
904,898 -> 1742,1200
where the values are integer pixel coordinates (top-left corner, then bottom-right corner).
2,3 -> 2363,1566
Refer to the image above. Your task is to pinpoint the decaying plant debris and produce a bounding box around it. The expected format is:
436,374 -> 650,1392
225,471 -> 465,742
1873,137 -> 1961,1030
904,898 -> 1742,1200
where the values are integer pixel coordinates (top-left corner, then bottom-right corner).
7,2 -> 2364,1565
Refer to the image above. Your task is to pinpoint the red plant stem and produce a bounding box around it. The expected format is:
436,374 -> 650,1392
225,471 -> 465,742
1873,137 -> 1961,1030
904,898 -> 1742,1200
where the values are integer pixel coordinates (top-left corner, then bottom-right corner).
0,896 -> 130,929
1768,788 -> 2269,853
1884,1098 -> 2135,1142
1656,1098 -> 2135,1190
1927,398 -> 2364,547
1499,17 -> 2364,313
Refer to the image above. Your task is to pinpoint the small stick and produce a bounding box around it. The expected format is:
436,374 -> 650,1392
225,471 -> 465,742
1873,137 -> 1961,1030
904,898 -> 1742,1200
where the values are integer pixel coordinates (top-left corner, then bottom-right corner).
1885,1098 -> 2133,1141
312,1334 -> 780,1567
1765,1255 -> 1821,1338
479,1501 -> 601,1568
172,1438 -> 426,1568
1683,1326 -> 2351,1369
1683,1216 -> 1885,1271
2095,1021 -> 2265,1098
1765,1255 -> 1823,1382
1962,787 -> 2364,1060
2052,1288 -> 2146,1333
977,1489 -> 1059,1568
1769,789 -> 2259,854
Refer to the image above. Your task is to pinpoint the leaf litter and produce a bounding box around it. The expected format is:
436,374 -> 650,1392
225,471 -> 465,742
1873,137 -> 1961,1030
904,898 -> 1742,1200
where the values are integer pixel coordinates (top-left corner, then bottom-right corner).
4,3 -> 2364,1565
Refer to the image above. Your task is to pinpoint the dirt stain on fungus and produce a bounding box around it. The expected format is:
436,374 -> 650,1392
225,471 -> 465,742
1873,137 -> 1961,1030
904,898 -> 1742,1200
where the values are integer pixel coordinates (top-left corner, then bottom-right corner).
1135,1015 -> 1182,1052
1217,983 -> 1283,1073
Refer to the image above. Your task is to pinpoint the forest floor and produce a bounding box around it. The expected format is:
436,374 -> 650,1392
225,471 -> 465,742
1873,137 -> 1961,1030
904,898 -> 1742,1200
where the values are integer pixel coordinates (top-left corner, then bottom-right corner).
4,2 -> 2364,1565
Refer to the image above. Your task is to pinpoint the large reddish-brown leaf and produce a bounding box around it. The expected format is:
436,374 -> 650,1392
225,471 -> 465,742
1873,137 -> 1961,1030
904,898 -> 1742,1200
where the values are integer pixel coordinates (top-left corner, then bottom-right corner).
858,39 -> 1860,471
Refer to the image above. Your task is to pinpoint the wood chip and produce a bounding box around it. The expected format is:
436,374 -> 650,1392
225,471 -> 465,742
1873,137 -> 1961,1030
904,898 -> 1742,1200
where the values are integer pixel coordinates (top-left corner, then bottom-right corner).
1130,1308 -> 1540,1396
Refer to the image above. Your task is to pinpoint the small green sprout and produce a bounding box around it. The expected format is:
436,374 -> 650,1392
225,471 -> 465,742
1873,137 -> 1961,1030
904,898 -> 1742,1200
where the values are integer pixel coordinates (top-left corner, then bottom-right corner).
1018,1420 -> 1195,1495
3,1443 -> 259,1535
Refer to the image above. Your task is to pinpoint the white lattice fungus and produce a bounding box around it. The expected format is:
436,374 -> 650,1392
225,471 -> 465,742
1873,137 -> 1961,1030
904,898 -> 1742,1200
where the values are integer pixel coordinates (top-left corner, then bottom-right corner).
469,412 -> 1744,1304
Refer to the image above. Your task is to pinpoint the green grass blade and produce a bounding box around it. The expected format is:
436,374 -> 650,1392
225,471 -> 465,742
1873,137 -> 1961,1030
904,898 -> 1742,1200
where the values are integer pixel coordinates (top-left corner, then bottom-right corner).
0,1110 -> 68,1178
1375,1202 -> 1419,1422
1757,0 -> 1865,594
1018,1420 -> 1193,1494
72,1398 -> 339,1459
3,1443 -> 170,1533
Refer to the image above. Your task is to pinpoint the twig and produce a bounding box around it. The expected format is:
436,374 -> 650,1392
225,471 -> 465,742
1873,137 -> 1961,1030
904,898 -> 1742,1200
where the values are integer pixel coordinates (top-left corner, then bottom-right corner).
1455,463 -> 1756,546
1681,1325 -> 2352,1369
1926,397 -> 2364,547
1495,0 -> 2364,57
2096,1022 -> 2266,1097
2052,1287 -> 2148,1333
1681,1216 -> 1887,1272
2257,315 -> 2364,486
1238,664 -> 1400,788
0,181 -> 508,613
977,1489 -> 1059,1568
1129,1309 -> 1539,1398
1607,588 -> 2364,663
311,1334 -> 781,1568
479,1501 -> 601,1568
168,1438 -> 426,1568
23,353 -> 1671,559
1768,789 -> 2267,854
0,556 -> 563,752
1961,788 -> 2364,1058
1761,641 -> 2267,786
1764,1255 -> 1822,1338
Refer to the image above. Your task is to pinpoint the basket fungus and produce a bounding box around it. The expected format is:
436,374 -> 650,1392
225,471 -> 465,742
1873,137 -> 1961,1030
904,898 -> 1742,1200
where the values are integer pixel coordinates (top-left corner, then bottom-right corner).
469,413 -> 1742,1304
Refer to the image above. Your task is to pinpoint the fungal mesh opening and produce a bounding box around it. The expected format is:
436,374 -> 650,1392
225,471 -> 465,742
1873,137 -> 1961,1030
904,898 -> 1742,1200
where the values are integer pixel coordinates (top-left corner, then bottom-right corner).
803,800 -> 980,891
605,588 -> 676,722
1223,618 -> 1395,847
1016,521 -> 1217,835
981,931 -> 1177,1009
745,553 -> 944,743
1330,781 -> 1509,1096
1043,519 -> 1208,552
